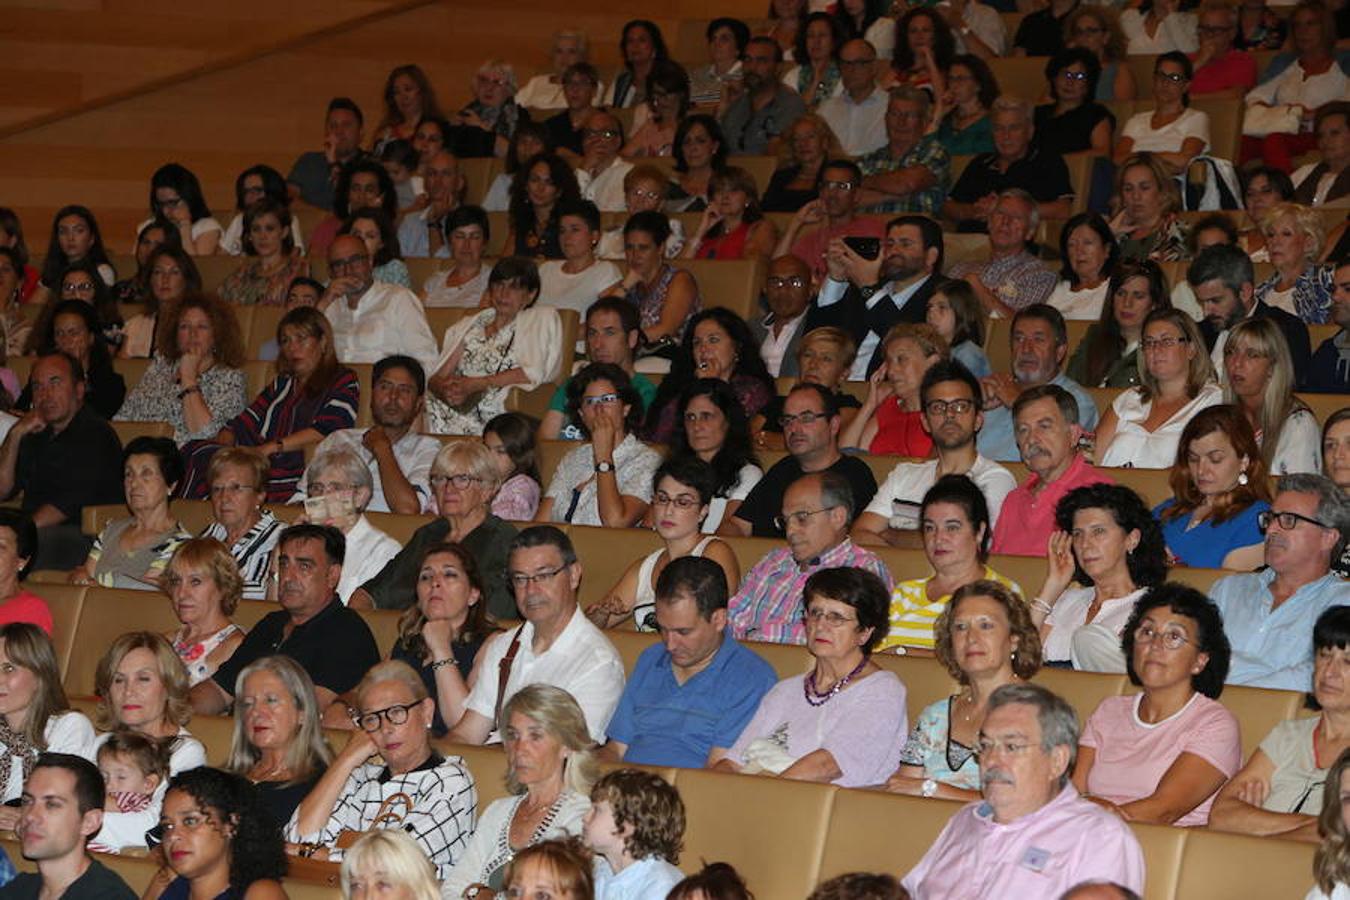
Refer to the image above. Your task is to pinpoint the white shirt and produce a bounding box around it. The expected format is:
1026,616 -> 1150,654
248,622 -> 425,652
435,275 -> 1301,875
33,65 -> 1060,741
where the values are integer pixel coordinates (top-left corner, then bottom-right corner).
864,17 -> 896,59
577,159 -> 636,212
1270,407 -> 1322,476
597,220 -> 685,260
539,259 -> 623,315
296,427 -> 442,513
593,856 -> 686,900
1047,280 -> 1109,321
481,173 -> 513,212
334,515 -> 402,604
1,712 -> 96,802
863,455 -> 1017,530
220,212 -> 306,256
704,463 -> 764,533
759,312 -> 808,377
1121,107 -> 1210,156
1099,383 -> 1223,470
944,2 -> 1006,55
818,86 -> 889,157
325,281 -> 439,373
516,74 -> 605,110
91,728 -> 206,851
465,606 -> 626,743
1043,586 -> 1148,664
818,274 -> 933,379
1120,9 -> 1198,54
1247,59 -> 1350,115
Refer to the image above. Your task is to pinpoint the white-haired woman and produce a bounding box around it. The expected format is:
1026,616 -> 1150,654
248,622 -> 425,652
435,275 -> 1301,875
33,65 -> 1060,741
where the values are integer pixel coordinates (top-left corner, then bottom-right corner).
1254,202 -> 1336,324
341,830 -> 441,900
443,684 -> 597,898
515,31 -> 601,109
455,59 -> 528,158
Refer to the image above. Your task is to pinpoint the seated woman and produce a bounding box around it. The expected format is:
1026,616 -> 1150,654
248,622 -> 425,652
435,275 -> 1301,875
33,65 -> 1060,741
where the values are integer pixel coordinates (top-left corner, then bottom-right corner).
309,162 -> 398,260
1074,583 -> 1241,826
1155,404 -> 1272,570
0,509 -> 51,632
1035,48 -> 1115,157
390,542 -> 499,735
443,685 -> 596,897
1211,605 -> 1350,840
120,244 -> 199,359
623,60 -> 690,158
115,293 -> 248,446
484,412 -> 542,521
294,448 -> 401,604
342,207 -> 409,289
199,449 -> 284,601
1224,318 -> 1321,476
545,63 -> 603,160
642,308 -> 773,445
140,163 -> 223,256
34,259 -> 124,355
1239,166 -> 1296,263
669,379 -> 763,532
537,200 -> 622,315
1096,308 -> 1222,469
35,205 -> 117,304
750,326 -> 862,451
1308,746 -> 1350,899
666,114 -> 727,213
286,661 -> 476,878
1031,483 -> 1167,672
586,458 -> 741,631
517,31 -> 600,110
1067,259 -> 1170,389
763,114 -> 841,213
1255,202 -> 1336,324
596,168 -> 687,259
537,363 -> 663,528
1113,52 -> 1210,176
421,206 -> 492,308
505,153 -> 580,259
218,198 -> 309,306
180,307 -> 358,502
932,55 -> 997,158
926,282 -> 990,378
483,124 -> 550,211
716,567 -> 908,787
113,219 -> 175,305
451,58 -> 528,159
20,299 -> 125,420
424,257 -> 563,436
340,832 -> 441,900
840,323 -> 947,456
1327,410 -> 1350,501
782,13 -> 844,110
163,538 -> 246,688
71,437 -> 190,590
374,65 -> 442,150
143,767 -> 288,900
691,18 -> 749,104
1047,213 -> 1120,322
887,7 -> 954,95
0,247 -> 34,357
221,164 -> 305,257
682,167 -> 777,262
1066,5 -> 1136,101
884,580 -> 1041,800
877,475 -> 1021,655
1109,153 -> 1190,262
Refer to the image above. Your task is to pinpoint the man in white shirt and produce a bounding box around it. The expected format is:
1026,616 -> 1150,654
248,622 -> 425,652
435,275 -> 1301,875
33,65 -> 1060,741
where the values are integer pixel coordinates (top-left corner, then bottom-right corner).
751,254 -> 813,377
448,526 -> 625,745
818,40 -> 888,158
575,110 -> 635,212
852,360 -> 1015,546
396,151 -> 464,258
320,235 -> 439,372
294,355 -> 441,514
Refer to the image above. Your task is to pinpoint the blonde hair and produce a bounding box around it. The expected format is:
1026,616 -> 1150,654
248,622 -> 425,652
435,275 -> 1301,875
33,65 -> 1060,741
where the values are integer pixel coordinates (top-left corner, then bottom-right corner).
1261,202 -> 1325,262
777,113 -> 846,168
1222,317 -> 1307,471
1137,308 -> 1214,402
432,440 -> 503,496
798,326 -> 858,371
207,447 -> 268,493
340,830 -> 440,900
0,624 -> 70,747
164,538 -> 244,616
501,685 -> 599,796
93,632 -> 192,731
1116,153 -> 1181,217
226,655 -> 333,784
881,322 -> 949,359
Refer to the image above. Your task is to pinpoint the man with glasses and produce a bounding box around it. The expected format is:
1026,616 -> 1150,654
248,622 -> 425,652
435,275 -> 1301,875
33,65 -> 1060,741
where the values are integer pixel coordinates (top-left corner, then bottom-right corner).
720,383 -> 877,537
776,159 -> 885,285
718,36 -> 805,155
818,40 -> 888,157
286,97 -> 369,211
449,526 -> 624,745
191,523 -> 379,722
853,361 -> 1015,546
396,150 -> 465,258
751,254 -> 814,377
902,684 -> 1145,899
855,88 -> 949,216
728,472 -> 891,644
1210,474 -> 1350,691
319,235 -> 439,373
542,300 -> 658,439
1189,2 -> 1256,96
576,110 -> 635,212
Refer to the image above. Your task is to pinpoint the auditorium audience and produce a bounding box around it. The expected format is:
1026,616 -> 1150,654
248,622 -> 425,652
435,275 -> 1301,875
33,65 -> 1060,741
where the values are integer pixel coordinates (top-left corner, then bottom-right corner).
927,282 -> 991,378
762,114 -> 838,213
667,380 -> 764,532
1294,103 -> 1350,208
667,114 -> 728,213
483,124 -> 549,212
518,31 -> 598,110
483,412 -> 541,521
373,65 -> 441,149
933,55 -> 997,157
318,235 -> 437,372
506,153 -> 580,260
598,211 -> 701,353
398,151 -> 466,260
420,206 -> 489,307
606,20 -> 669,109
342,208 -> 408,289
856,87 -> 949,216
576,110 -> 634,212
817,40 -> 887,159
141,163 -> 221,257
286,98 -> 368,212
38,205 -> 115,301
1114,53 -> 1210,174
1047,213 -> 1120,322
1034,49 -> 1115,157
1239,166 -> 1296,262
199,449 -> 283,601
719,37 -> 805,157
888,7 -> 956,93
595,166 -> 687,260
841,323 -> 946,455
221,164 -> 304,257
751,255 -> 812,378
538,201 -> 621,315
683,167 -> 777,262
544,62 -> 601,157
1067,260 -> 1170,389
1066,6 -> 1136,101
1224,318 -> 1322,476
751,326 -> 862,451
310,160 -> 397,260
625,60 -> 691,158
118,244 -> 197,359
949,191 -> 1059,318
162,539 -> 245,688
1255,202 -> 1336,324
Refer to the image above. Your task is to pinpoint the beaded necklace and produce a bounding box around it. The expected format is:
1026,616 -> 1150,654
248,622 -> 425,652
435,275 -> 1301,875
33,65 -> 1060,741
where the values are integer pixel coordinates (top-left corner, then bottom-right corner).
802,657 -> 868,706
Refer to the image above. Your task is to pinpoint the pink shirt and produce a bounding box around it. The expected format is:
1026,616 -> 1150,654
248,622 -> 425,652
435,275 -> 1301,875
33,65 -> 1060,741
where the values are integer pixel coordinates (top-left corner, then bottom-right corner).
0,589 -> 52,634
989,454 -> 1113,557
1081,693 -> 1241,827
902,784 -> 1145,899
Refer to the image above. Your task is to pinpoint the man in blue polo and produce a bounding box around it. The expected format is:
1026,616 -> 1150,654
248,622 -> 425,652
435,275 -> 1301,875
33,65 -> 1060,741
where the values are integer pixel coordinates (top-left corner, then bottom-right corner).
601,557 -> 777,768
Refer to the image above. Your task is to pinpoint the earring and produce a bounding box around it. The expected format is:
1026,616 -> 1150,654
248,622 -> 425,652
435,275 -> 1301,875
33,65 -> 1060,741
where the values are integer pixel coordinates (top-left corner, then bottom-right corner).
1238,472 -> 1249,486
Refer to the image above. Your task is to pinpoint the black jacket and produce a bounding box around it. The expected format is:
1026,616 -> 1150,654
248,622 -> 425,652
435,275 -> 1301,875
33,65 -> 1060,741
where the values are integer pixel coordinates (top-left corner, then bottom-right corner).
805,273 -> 942,377
1198,299 -> 1312,387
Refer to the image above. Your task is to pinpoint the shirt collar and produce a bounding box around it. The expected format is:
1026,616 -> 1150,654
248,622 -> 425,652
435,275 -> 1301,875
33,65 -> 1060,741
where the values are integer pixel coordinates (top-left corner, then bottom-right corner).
378,751 -> 444,784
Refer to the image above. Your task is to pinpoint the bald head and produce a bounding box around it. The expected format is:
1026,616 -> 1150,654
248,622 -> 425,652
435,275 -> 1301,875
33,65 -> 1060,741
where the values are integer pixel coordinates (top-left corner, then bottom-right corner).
766,254 -> 812,322
327,234 -> 373,294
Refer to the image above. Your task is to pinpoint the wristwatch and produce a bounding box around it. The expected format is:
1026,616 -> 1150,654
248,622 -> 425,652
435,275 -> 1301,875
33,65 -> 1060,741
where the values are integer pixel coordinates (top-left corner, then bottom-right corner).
921,778 -> 938,798
594,460 -> 615,474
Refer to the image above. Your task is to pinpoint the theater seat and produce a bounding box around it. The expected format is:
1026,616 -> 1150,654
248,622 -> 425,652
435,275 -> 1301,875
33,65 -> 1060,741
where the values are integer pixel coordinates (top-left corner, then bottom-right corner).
27,582 -> 85,681
1172,828 -> 1315,899
817,788 -> 962,882
682,258 -> 763,322
436,739 -> 511,811
1130,821 -> 1188,900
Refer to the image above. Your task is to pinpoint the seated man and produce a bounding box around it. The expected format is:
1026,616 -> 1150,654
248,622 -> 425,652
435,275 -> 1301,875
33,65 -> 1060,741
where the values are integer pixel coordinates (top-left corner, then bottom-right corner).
1292,101 -> 1350,208
576,110 -> 635,212
947,190 -> 1058,318
855,86 -> 949,215
603,557 -> 778,767
319,235 -> 439,373
775,159 -> 885,285
990,384 -> 1112,557
1306,258 -> 1350,393
1210,474 -> 1350,691
818,40 -> 888,158
396,151 -> 465,259
1189,1 -> 1257,98
902,684 -> 1145,899
752,254 -> 813,378
717,36 -> 805,156
286,97 -> 369,211
729,471 -> 893,644
540,298 -> 658,440
294,355 -> 441,514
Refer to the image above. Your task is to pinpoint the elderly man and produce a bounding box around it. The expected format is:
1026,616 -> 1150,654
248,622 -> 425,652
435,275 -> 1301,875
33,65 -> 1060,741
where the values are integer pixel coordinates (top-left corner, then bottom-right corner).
603,557 -> 777,767
1306,259 -> 1350,392
449,526 -> 625,744
287,97 -> 368,211
976,304 -> 1099,463
902,684 -> 1146,899
819,40 -> 888,157
1189,1 -> 1257,96
948,190 -> 1058,317
990,384 -> 1111,556
944,96 -> 1074,233
320,235 -> 439,372
728,472 -> 893,644
576,110 -> 635,212
1210,474 -> 1350,691
396,151 -> 464,258
542,298 -> 658,440
1293,102 -> 1350,208
856,87 -> 950,215
719,36 -> 806,155
753,255 -> 814,377
776,159 -> 885,284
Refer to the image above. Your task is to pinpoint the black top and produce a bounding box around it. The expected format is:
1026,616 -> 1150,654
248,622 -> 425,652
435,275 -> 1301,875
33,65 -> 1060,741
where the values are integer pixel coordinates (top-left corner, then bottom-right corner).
949,148 -> 1074,233
361,515 -> 518,618
544,110 -> 584,156
13,404 -> 124,522
1015,5 -> 1075,56
212,598 -> 380,698
1198,300 -> 1312,388
255,772 -> 325,830
16,361 -> 125,421
805,273 -> 941,376
391,636 -> 485,735
1033,103 -> 1115,156
732,454 -> 878,537
0,860 -> 136,900
762,166 -> 820,213
759,392 -> 862,434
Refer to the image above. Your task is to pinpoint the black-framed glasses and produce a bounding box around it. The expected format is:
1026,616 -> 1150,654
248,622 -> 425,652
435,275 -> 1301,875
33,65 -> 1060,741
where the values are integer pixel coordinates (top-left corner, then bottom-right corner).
508,565 -> 568,589
352,702 -> 416,732
1258,510 -> 1333,533
924,399 -> 975,418
430,473 -> 482,490
773,507 -> 838,530
654,491 -> 700,509
779,410 -> 828,428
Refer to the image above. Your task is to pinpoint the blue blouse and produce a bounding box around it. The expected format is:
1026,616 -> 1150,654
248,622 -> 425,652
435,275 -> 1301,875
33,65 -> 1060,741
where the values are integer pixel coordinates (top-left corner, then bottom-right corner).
1154,498 -> 1270,569
952,340 -> 992,378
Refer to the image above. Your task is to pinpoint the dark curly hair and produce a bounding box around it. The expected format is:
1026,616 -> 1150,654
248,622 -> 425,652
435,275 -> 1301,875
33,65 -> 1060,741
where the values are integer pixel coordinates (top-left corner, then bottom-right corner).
893,7 -> 955,75
165,767 -> 287,889
507,152 -> 582,251
808,872 -> 905,900
673,114 -> 729,174
934,580 -> 1042,683
333,159 -> 398,221
565,362 -> 643,437
1054,483 -> 1167,588
669,378 -> 760,497
669,863 -> 754,900
1121,582 -> 1231,699
590,768 -> 685,864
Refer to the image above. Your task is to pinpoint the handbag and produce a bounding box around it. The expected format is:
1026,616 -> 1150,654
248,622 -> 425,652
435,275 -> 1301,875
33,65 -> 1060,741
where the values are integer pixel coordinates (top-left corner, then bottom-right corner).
1242,103 -> 1301,138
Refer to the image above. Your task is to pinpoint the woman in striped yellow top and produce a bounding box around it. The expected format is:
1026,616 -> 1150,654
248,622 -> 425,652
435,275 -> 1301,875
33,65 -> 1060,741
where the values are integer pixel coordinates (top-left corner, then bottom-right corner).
875,475 -> 1021,655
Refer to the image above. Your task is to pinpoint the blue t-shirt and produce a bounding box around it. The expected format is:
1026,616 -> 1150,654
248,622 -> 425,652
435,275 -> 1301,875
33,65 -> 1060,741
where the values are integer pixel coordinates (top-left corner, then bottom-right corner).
1153,498 -> 1270,570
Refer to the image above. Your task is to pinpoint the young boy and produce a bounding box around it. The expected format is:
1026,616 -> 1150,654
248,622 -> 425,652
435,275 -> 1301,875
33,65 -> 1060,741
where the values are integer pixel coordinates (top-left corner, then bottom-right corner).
96,730 -> 169,814
583,769 -> 686,899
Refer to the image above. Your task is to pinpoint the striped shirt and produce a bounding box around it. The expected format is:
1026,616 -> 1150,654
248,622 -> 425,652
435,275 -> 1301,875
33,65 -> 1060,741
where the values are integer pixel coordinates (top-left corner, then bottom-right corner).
201,510 -> 283,600
877,567 -> 1022,653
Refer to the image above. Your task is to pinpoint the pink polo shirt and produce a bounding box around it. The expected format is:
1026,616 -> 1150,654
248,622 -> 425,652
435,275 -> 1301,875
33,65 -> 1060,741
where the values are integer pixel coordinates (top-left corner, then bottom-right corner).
989,454 -> 1113,557
902,784 -> 1146,899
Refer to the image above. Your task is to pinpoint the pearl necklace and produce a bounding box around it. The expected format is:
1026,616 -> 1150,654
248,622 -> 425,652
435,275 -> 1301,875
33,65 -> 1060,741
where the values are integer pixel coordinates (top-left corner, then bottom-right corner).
803,658 -> 868,706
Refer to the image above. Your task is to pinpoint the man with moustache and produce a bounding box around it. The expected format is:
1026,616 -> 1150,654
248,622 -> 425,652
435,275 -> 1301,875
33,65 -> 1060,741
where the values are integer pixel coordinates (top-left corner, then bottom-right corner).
1296,259 -> 1350,393
752,255 -> 814,377
718,36 -> 806,155
902,684 -> 1145,899
1210,474 -> 1350,691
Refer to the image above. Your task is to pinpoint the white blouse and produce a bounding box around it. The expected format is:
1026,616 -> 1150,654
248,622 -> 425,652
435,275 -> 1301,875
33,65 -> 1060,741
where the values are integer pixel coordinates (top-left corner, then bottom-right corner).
538,259 -> 623,315
1269,407 -> 1322,476
1,711 -> 97,802
1247,60 -> 1350,116
1047,280 -> 1110,321
434,305 -> 563,393
1121,107 -> 1210,156
1099,383 -> 1223,469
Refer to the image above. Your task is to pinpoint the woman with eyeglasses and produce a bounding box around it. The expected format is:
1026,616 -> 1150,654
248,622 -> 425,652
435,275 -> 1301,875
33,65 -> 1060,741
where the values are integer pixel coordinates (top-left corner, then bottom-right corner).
199,449 -> 283,601
586,458 -> 740,631
671,379 -> 763,532
25,259 -> 124,359
18,298 -> 125,420
138,163 -> 223,257
1223,317 -> 1321,476
1073,583 -> 1240,826
1034,48 -> 1115,157
714,567 -> 907,786
751,326 -> 862,452
1113,53 -> 1209,177
1065,5 -> 1136,102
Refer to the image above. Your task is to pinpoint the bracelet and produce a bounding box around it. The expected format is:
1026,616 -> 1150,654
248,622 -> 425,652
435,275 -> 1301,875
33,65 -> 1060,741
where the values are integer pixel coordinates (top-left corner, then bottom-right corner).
1031,597 -> 1055,616
178,385 -> 200,399
297,842 -> 320,858
429,658 -> 456,671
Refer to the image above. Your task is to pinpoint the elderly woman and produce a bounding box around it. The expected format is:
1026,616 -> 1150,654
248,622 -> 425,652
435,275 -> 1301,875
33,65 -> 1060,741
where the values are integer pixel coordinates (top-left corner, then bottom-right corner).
180,307 -> 359,502
21,300 -> 124,420
218,198 -> 309,306
587,458 -> 740,631
351,441 -> 517,618
538,363 -> 663,528
1035,49 -> 1115,157
1074,584 -> 1240,826
683,167 -> 778,262
1113,52 -> 1210,176
1255,203 -> 1336,323
453,59 -> 528,158
600,211 -> 701,359
114,294 -> 248,446
1047,213 -> 1119,323
1109,153 -> 1190,262
373,65 -> 442,149
443,684 -> 596,897
1224,318 -> 1321,476
119,245 -> 200,359
933,55 -> 997,158
1212,605 -> 1350,840
341,831 -> 441,900
840,323 -> 947,456
422,206 -> 492,308
287,660 -> 477,879
764,114 -> 843,212
666,115 -> 727,213
1066,5 -> 1136,101
884,581 -> 1041,800
691,18 -> 749,105
538,200 -> 622,315
596,169 -> 687,260
1096,309 -> 1222,469
199,449 -> 284,601
624,61 -> 691,158
517,31 -> 599,110
1067,259 -> 1170,389
225,656 -> 333,829
1031,483 -> 1168,672
716,567 -> 907,786
1155,404 -> 1272,570
751,327 -> 862,451
91,632 -> 207,850
606,20 -> 669,109
0,509 -> 51,632
505,153 -> 581,259
669,379 -> 763,532
877,476 -> 1021,655
163,538 -> 247,688
424,257 -> 562,436
70,437 -> 190,590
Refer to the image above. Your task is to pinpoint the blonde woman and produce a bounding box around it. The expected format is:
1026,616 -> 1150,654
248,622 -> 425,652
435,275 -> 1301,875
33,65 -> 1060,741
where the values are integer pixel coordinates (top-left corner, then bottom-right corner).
1255,202 -> 1336,324
840,323 -> 948,457
340,830 -> 441,900
163,538 -> 247,688
1109,153 -> 1189,262
1223,317 -> 1321,476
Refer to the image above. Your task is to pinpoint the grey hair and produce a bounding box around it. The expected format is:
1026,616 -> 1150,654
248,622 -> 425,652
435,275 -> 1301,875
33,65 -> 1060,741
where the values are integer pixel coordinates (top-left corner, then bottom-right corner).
991,94 -> 1034,127
1277,473 -> 1350,561
356,659 -> 429,703
998,187 -> 1041,235
554,29 -> 589,56
986,683 -> 1080,786
476,59 -> 518,95
308,447 -> 374,511
889,84 -> 932,117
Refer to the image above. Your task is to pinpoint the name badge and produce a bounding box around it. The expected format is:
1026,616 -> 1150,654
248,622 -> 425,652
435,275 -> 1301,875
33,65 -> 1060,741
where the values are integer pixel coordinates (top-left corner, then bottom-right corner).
1020,847 -> 1051,873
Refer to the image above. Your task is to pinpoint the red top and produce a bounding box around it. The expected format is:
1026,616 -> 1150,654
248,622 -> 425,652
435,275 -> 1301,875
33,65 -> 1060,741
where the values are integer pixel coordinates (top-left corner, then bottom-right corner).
1189,48 -> 1257,95
696,221 -> 751,260
869,397 -> 932,457
0,589 -> 53,634
19,265 -> 39,302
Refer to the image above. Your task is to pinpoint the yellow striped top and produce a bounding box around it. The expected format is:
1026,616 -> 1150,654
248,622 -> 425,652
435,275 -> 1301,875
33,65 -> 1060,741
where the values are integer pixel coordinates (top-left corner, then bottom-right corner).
876,567 -> 1022,653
